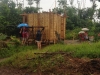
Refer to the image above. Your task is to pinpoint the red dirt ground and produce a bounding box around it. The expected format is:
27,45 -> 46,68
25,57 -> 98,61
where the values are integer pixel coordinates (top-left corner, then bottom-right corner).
0,56 -> 100,75
0,40 -> 100,75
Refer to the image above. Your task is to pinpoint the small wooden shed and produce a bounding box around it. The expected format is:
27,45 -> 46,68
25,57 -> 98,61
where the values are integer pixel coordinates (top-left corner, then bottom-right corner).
21,12 -> 66,43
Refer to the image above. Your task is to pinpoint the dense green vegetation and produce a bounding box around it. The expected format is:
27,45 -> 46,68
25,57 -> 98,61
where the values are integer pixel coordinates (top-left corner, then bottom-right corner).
0,0 -> 100,37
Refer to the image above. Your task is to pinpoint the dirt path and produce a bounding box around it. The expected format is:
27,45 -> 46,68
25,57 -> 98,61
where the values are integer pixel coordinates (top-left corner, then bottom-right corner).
0,58 -> 100,75
0,58 -> 9,63
64,40 -> 80,44
0,67 -> 38,75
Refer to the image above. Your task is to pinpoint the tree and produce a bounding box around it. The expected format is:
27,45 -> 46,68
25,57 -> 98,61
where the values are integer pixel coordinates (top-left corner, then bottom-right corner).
23,7 -> 38,13
0,0 -> 22,35
34,0 -> 40,8
97,8 -> 100,19
90,0 -> 100,10
26,0 -> 34,7
69,0 -> 74,6
58,0 -> 67,9
79,8 -> 95,20
57,0 -> 96,30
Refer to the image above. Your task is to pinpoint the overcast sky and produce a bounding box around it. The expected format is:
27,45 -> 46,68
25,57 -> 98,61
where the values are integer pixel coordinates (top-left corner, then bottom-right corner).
40,0 -> 57,11
24,0 -> 100,11
40,0 -> 100,11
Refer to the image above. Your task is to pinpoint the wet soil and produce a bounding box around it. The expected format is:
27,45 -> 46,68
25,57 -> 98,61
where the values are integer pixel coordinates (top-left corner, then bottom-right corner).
0,40 -> 99,75
1,56 -> 100,75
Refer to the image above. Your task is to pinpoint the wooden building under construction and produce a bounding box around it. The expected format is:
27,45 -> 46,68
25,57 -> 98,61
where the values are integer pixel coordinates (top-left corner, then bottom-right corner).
21,12 -> 66,44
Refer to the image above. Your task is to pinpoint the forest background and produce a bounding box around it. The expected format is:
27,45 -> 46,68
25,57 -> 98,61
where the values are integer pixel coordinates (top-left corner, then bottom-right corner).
0,0 -> 100,41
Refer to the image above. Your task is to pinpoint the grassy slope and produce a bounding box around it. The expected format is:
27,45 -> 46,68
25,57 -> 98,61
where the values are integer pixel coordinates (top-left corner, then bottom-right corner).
0,42 -> 100,72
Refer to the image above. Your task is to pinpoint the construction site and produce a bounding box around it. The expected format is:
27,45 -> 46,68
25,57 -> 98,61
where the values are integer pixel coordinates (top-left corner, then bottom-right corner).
20,12 -> 66,44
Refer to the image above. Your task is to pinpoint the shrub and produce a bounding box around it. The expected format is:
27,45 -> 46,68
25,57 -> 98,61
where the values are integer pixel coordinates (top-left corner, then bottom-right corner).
0,33 -> 7,40
10,36 -> 21,46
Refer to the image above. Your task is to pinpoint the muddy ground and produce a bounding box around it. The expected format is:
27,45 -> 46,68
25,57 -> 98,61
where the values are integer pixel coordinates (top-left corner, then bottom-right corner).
0,56 -> 100,75
0,40 -> 100,75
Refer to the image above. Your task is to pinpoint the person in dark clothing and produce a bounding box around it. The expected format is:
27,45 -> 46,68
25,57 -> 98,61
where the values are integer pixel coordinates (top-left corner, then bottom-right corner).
36,27 -> 44,49
36,30 -> 42,41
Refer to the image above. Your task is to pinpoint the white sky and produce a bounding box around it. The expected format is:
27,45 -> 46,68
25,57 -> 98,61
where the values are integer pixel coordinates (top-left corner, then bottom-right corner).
40,0 -> 57,11
24,0 -> 100,11
39,0 -> 100,11
24,0 -> 57,11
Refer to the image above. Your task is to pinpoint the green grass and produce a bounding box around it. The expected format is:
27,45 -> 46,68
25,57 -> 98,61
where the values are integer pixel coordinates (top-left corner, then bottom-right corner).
0,45 -> 37,58
1,42 -> 100,71
42,42 -> 100,58
0,33 -> 7,40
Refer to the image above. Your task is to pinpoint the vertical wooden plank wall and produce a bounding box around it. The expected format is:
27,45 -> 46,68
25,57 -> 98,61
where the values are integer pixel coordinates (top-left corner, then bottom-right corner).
61,17 -> 64,39
64,16 -> 66,40
27,14 -> 33,33
22,12 -> 66,43
58,15 -> 61,38
56,14 -> 61,40
49,13 -> 53,42
60,16 -> 66,40
44,13 -> 50,41
42,13 -> 47,41
27,14 -> 33,26
41,13 -> 46,40
54,14 -> 58,43
33,13 -> 38,38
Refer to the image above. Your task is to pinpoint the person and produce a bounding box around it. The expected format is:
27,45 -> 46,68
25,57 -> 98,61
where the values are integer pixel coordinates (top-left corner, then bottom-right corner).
36,27 -> 44,49
78,31 -> 85,42
25,28 -> 29,40
19,28 -> 23,41
26,28 -> 30,45
20,27 -> 27,45
78,33 -> 85,42
84,31 -> 89,40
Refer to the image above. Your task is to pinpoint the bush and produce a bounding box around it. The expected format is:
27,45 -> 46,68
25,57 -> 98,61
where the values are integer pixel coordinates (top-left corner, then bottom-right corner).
0,33 -> 7,40
65,28 -> 81,40
10,36 -> 21,46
